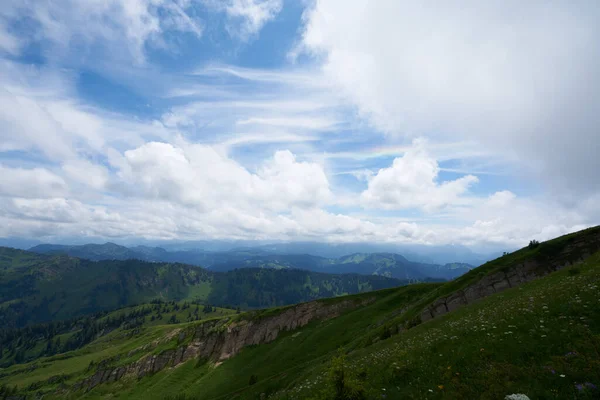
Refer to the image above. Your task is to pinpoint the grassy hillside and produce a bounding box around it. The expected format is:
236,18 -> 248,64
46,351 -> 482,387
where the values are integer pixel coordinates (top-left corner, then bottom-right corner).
0,300 -> 236,367
0,283 -> 441,399
2,227 -> 599,399
2,249 -> 598,399
278,251 -> 600,400
0,248 -> 406,329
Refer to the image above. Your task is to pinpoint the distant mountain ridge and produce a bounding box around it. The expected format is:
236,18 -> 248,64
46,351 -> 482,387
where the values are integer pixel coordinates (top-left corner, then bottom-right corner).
0,247 -> 412,329
29,243 -> 473,280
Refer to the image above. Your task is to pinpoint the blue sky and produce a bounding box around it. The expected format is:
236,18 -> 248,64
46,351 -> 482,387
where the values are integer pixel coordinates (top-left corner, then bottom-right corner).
0,0 -> 598,250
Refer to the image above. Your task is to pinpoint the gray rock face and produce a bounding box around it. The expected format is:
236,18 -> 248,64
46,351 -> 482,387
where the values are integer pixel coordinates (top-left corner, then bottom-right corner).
74,297 -> 374,392
419,230 -> 600,323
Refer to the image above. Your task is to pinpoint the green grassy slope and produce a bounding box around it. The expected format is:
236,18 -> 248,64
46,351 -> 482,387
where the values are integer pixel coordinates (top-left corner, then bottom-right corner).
2,227 -> 599,399
0,300 -> 236,367
0,283 -> 441,399
395,225 -> 600,325
5,249 -> 598,399
277,251 -> 600,400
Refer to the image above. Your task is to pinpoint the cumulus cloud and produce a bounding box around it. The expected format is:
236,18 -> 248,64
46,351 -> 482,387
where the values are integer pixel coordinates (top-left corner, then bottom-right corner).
361,139 -> 478,211
300,0 -> 600,192
120,141 -> 331,211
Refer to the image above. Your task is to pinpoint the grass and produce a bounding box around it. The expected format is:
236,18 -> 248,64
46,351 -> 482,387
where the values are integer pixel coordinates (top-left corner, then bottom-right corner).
275,251 -> 600,400
0,303 -> 237,392
396,225 -> 600,325
0,283 -> 438,399
80,283 -> 438,400
74,251 -> 599,399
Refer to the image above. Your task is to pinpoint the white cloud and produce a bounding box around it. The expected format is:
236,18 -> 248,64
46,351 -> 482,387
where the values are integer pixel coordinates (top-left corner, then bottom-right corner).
0,25 -> 19,55
258,150 -> 332,208
0,58 -> 594,249
3,0 -> 204,63
300,0 -> 600,192
206,0 -> 283,40
0,166 -> 67,199
237,116 -> 338,130
360,139 -> 478,211
62,159 -> 109,190
120,141 -> 331,211
437,191 -> 591,249
0,60 -> 176,161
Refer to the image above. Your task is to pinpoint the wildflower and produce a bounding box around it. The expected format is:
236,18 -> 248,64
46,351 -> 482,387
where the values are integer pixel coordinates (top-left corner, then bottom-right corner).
438,385 -> 444,390
505,394 -> 531,400
560,374 -> 566,378
428,389 -> 433,392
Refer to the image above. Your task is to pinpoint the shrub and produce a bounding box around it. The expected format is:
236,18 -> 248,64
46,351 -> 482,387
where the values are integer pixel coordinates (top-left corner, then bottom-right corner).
249,374 -> 258,386
327,350 -> 366,400
405,316 -> 422,329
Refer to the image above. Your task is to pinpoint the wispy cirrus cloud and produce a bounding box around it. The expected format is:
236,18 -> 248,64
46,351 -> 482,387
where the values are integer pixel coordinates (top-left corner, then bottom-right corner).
1,0 -> 204,63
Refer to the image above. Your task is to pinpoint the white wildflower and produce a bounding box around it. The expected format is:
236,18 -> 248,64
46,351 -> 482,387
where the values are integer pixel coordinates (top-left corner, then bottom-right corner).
505,394 -> 531,400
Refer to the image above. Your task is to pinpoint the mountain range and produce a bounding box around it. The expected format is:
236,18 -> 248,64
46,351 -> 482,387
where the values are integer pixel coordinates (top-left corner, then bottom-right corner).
29,242 -> 473,280
0,247 -> 416,329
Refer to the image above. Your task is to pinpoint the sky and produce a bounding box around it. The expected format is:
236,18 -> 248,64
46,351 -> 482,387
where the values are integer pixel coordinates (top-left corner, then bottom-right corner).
0,0 -> 598,251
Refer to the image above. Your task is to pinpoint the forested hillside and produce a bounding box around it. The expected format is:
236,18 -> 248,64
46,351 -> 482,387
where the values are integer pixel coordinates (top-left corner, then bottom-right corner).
0,247 -> 407,329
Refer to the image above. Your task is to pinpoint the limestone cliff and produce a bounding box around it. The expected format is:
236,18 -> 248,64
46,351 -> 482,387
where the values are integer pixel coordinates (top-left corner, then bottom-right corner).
74,297 -> 373,392
420,228 -> 600,322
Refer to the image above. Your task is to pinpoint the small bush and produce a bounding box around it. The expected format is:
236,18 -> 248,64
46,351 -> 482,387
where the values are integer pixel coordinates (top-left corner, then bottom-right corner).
405,316 -> 422,329
528,240 -> 540,249
327,350 -> 366,400
249,374 -> 258,386
163,394 -> 198,400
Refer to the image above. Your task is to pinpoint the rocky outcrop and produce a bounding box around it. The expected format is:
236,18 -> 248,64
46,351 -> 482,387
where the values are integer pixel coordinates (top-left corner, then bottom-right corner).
420,229 -> 600,323
74,297 -> 373,392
